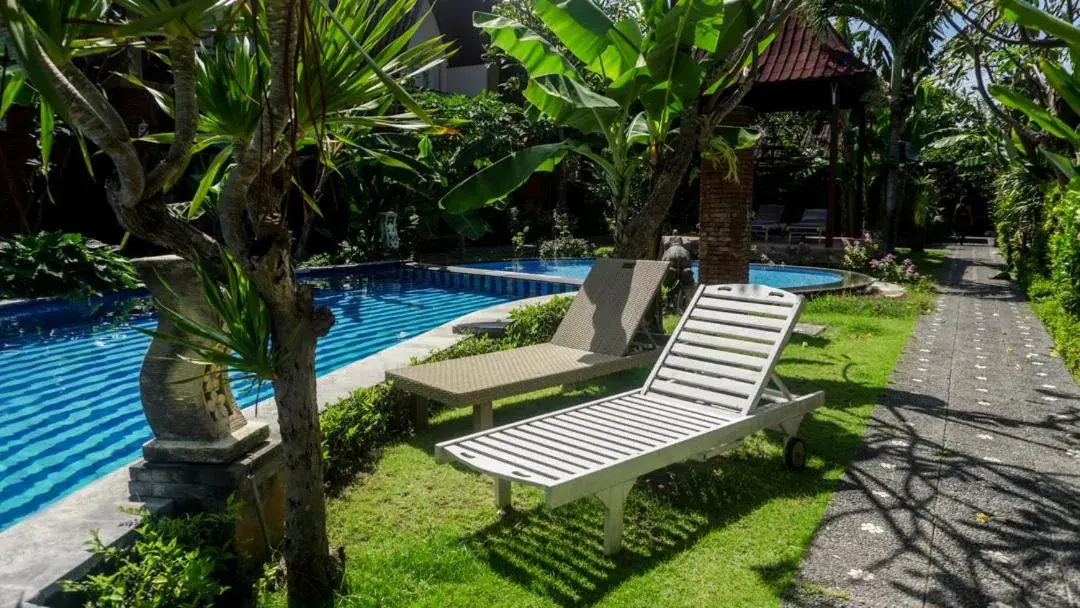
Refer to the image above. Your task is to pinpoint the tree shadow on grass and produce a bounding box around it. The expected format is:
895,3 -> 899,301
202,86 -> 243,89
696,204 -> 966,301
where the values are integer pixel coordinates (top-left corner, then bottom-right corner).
399,372 -> 892,607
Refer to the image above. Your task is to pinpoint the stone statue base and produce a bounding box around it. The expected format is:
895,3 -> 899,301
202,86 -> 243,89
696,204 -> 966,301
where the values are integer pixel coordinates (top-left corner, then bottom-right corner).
130,438 -> 285,574
142,421 -> 270,464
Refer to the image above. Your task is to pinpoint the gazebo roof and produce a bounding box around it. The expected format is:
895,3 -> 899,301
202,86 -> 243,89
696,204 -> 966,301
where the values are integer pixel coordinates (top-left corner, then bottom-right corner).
743,18 -> 878,112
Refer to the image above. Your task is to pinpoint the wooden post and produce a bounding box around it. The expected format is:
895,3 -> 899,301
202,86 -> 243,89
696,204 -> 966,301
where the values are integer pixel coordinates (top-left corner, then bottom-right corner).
826,105 -> 840,248
855,104 -> 867,234
473,401 -> 493,431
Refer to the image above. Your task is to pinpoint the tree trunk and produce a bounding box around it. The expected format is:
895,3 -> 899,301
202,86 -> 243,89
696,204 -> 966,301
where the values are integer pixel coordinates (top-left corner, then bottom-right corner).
250,244 -> 338,605
271,326 -> 339,606
615,109 -> 701,260
884,56 -> 907,252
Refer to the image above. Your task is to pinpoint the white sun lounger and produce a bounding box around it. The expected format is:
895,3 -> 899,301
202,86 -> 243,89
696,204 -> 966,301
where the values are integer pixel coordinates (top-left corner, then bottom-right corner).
435,284 -> 826,554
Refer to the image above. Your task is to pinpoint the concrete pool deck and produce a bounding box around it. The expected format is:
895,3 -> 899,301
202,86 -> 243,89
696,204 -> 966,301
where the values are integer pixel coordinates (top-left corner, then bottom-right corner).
0,294 -> 558,607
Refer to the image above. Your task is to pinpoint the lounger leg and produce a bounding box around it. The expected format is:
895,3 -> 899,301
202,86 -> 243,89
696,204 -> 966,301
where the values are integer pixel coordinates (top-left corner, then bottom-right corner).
494,478 -> 511,510
473,401 -> 493,431
779,415 -> 804,439
595,482 -> 634,555
412,394 -> 428,430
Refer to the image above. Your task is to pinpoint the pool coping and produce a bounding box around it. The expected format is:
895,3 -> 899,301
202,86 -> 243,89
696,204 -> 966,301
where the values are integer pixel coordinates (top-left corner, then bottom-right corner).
0,292 -> 559,608
436,258 -> 875,296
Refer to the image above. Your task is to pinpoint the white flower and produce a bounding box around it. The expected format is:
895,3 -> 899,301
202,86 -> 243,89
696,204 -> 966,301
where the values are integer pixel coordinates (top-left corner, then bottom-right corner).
861,522 -> 885,535
982,550 -> 1011,564
847,568 -> 875,581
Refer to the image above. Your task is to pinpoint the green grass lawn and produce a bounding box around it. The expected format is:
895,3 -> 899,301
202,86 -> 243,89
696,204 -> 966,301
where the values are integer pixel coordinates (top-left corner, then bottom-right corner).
263,295 -> 928,607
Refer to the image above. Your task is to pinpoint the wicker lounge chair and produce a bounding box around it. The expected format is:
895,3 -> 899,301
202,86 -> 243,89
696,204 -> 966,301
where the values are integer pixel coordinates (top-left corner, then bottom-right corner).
387,259 -> 670,431
788,208 -> 828,242
435,283 -> 825,554
751,204 -> 786,241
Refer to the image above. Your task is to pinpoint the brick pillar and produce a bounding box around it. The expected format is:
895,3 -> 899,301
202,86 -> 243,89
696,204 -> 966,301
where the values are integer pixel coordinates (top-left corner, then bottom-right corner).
699,106 -> 757,285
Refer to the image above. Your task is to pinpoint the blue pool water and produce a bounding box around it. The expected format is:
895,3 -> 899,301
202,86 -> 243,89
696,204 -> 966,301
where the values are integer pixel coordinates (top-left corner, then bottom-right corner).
0,267 -> 524,530
459,259 -> 845,290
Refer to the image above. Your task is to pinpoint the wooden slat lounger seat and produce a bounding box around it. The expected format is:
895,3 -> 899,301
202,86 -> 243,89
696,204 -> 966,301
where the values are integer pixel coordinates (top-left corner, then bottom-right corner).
387,259 -> 670,430
435,284 -> 826,554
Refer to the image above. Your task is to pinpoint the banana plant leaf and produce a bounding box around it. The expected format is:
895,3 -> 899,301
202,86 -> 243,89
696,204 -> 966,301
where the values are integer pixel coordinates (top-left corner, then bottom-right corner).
473,12 -> 575,78
533,0 -> 638,80
525,73 -> 621,135
996,0 -> 1080,49
990,84 -> 1080,148
1038,59 -> 1080,118
1039,146 -> 1078,180
439,141 -> 581,214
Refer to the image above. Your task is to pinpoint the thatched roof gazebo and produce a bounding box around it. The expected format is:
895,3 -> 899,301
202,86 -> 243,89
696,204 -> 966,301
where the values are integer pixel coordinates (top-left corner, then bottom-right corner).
697,18 -> 878,285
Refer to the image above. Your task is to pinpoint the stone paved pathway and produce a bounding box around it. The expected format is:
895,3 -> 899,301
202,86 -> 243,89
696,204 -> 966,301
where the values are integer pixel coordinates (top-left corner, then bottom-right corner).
787,244 -> 1080,608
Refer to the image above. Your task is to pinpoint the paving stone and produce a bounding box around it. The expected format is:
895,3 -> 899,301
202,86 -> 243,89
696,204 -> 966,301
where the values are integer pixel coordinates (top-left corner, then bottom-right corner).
786,244 -> 1080,608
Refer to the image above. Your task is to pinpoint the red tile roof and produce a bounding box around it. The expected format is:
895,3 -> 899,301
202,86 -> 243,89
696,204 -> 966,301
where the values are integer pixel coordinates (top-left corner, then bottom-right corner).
756,18 -> 876,84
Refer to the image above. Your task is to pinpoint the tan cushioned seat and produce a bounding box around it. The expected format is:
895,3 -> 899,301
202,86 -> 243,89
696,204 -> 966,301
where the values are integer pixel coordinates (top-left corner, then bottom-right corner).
387,343 -> 656,407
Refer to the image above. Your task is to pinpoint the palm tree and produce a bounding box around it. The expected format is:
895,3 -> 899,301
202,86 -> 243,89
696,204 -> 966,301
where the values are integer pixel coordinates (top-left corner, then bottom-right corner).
806,0 -> 945,250
1,0 -> 447,603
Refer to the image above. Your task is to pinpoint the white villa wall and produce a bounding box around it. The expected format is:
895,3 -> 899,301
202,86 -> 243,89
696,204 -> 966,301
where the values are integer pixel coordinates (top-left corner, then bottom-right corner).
409,0 -> 489,95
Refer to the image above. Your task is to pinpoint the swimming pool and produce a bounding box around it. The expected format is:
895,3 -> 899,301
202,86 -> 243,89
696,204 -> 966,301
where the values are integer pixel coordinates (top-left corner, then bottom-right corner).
458,259 -> 846,290
0,265 -> 566,531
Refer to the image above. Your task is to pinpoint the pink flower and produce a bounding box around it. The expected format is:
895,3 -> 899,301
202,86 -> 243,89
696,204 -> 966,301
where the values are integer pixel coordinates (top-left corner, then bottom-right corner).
869,259 -> 879,268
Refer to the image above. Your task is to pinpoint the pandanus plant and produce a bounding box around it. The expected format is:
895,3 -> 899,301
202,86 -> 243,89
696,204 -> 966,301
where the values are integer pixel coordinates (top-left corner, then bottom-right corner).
1,0 -> 449,602
438,0 -> 799,259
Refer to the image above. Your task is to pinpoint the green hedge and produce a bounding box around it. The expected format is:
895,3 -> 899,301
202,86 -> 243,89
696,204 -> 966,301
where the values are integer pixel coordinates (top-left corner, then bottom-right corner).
1022,274 -> 1080,378
995,176 -> 1080,380
320,296 -> 574,489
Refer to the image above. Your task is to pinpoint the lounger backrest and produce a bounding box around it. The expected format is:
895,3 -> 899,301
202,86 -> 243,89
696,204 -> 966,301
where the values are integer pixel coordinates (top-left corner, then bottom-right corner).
755,204 -> 784,222
640,284 -> 804,416
551,259 -> 670,356
800,209 -> 827,224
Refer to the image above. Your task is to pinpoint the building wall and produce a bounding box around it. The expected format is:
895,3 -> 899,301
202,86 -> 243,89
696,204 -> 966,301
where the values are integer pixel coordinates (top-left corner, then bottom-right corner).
409,0 -> 489,95
698,106 -> 757,285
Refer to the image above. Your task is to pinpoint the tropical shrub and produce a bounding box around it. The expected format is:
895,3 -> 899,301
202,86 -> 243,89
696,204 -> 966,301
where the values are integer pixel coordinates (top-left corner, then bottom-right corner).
61,506 -> 238,607
1046,187 -> 1080,314
842,231 -> 884,273
842,232 -> 922,284
592,245 -> 615,258
868,253 -> 923,284
981,0 -> 1080,379
992,165 -> 1048,269
538,237 -> 593,259
0,232 -> 138,299
320,296 -> 573,488
503,296 -> 573,345
1025,275 -> 1080,376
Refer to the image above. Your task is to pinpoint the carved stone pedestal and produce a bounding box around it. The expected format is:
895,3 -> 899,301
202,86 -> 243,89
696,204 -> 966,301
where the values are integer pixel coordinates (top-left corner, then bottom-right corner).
129,255 -> 284,570
129,439 -> 286,565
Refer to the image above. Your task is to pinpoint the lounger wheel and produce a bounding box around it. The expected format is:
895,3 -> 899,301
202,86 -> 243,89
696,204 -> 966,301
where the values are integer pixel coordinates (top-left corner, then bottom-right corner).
784,437 -> 806,470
